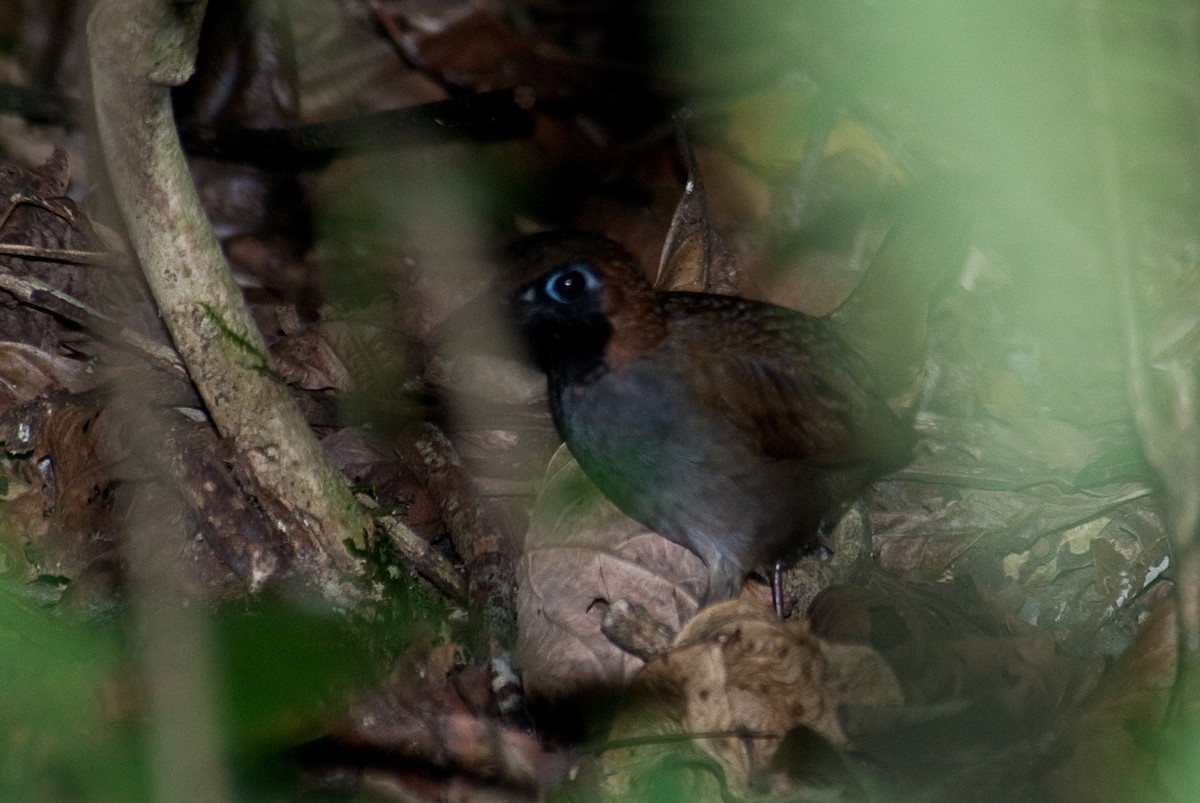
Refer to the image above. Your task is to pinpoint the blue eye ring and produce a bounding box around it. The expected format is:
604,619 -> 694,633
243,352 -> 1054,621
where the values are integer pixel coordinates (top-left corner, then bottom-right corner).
543,264 -> 599,304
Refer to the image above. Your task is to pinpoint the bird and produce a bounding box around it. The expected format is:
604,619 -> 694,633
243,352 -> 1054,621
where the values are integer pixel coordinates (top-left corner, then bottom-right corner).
501,230 -> 918,608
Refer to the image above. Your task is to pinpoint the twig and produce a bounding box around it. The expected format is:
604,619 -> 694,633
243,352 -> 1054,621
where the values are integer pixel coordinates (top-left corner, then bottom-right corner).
88,0 -> 368,606
0,269 -> 186,377
0,242 -> 116,266
400,423 -> 518,654
375,512 -> 469,602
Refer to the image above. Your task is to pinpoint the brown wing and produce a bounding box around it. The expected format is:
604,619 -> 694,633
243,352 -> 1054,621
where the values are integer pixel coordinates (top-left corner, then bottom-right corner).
663,293 -> 915,467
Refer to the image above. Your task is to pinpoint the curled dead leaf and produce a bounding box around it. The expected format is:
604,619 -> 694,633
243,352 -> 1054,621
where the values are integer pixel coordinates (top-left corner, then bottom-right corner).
655,121 -> 740,295
270,323 -> 352,391
26,401 -> 124,582
607,598 -> 901,794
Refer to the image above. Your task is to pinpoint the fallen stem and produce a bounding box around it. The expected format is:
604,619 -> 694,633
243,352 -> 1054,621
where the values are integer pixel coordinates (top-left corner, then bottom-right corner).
0,268 -> 186,377
87,0 -> 369,605
0,242 -> 116,265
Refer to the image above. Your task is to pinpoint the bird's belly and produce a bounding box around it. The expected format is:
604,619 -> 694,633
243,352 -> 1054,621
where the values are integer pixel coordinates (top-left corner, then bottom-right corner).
550,367 -> 828,572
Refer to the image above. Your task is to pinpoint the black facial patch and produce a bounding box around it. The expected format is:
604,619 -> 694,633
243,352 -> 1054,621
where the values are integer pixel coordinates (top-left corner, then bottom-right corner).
512,263 -> 612,383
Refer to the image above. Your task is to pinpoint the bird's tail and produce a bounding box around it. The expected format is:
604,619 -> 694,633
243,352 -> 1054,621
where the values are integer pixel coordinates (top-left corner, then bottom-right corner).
829,179 -> 973,416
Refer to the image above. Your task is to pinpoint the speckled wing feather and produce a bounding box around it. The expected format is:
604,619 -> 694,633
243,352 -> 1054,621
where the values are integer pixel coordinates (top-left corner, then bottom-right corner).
662,293 -> 915,467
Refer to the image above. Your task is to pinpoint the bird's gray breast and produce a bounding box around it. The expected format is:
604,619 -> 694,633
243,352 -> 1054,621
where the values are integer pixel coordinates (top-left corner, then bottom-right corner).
549,360 -> 771,565
551,361 -> 684,513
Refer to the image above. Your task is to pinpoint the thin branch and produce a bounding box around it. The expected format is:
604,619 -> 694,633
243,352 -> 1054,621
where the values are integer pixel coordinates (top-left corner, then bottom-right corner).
88,0 -> 369,605
0,269 -> 186,377
0,242 -> 116,266
400,424 -> 518,654
375,512 -> 469,602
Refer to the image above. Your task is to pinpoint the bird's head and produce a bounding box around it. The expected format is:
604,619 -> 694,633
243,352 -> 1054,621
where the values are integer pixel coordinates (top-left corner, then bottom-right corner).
504,231 -> 666,381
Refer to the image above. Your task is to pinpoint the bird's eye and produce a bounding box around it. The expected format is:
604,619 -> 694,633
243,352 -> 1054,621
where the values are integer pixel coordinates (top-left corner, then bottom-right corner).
543,265 -> 598,304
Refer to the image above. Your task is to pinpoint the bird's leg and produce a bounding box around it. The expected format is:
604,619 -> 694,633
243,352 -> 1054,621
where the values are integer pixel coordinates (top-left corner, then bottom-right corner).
769,561 -> 785,619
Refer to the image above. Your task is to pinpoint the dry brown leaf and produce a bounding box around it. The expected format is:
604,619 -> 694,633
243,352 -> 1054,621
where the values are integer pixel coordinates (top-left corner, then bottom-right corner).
0,145 -> 77,219
320,425 -> 442,542
873,480 -> 1151,573
412,8 -> 559,96
1043,597 -> 1176,803
899,414 -> 1106,489
29,402 -> 124,580
810,579 -> 1089,729
611,599 -> 901,794
0,341 -> 93,412
870,464 -> 1164,656
655,124 -> 739,295
271,323 -> 353,391
516,447 -> 705,700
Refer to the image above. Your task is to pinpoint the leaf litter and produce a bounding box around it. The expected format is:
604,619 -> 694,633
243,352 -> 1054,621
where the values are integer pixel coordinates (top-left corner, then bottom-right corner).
0,2 -> 1192,801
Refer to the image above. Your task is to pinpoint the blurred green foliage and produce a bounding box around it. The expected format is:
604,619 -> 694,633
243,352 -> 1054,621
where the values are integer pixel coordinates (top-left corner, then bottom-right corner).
0,580 -> 145,801
0,575 -> 442,800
